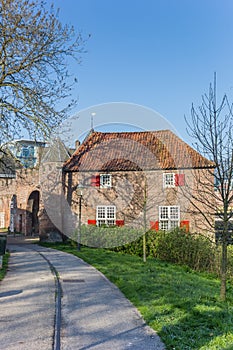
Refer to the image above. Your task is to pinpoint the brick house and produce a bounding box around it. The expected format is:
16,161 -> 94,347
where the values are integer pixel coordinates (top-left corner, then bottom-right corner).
63,130 -> 216,235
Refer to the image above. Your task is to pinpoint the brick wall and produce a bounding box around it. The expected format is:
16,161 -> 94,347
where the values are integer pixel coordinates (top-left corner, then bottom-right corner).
63,168 -> 215,236
0,167 -> 58,238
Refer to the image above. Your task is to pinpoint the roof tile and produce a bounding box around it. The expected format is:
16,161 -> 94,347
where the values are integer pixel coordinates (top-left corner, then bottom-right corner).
64,130 -> 215,172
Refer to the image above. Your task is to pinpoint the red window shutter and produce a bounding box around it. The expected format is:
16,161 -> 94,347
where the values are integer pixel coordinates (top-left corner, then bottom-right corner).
175,174 -> 185,186
150,221 -> 159,231
88,219 -> 96,225
180,220 -> 189,232
96,175 -> 100,187
179,174 -> 185,186
91,175 -> 100,187
116,220 -> 124,227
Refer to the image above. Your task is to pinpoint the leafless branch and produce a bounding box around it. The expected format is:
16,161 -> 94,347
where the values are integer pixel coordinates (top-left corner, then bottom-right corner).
0,0 -> 87,142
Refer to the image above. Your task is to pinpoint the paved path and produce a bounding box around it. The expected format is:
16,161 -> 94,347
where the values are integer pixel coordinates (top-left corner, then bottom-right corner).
0,236 -> 166,350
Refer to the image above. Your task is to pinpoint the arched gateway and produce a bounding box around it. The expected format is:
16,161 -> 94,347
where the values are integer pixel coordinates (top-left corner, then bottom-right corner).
26,190 -> 40,235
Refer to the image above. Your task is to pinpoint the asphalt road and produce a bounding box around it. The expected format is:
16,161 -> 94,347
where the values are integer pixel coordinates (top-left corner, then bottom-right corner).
0,237 -> 166,350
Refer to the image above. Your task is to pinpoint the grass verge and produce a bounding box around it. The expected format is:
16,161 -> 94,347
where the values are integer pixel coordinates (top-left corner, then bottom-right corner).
0,253 -> 9,281
41,242 -> 233,350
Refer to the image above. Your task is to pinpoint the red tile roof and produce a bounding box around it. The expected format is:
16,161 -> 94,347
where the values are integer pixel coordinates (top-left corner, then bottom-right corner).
64,130 -> 215,172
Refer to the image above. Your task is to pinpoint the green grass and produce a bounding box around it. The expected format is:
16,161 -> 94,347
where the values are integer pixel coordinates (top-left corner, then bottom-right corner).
41,242 -> 233,350
0,253 -> 9,281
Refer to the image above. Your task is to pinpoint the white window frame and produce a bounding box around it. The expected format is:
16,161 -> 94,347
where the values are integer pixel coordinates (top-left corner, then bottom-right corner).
159,206 -> 180,231
163,173 -> 175,188
96,205 -> 116,226
100,174 -> 112,188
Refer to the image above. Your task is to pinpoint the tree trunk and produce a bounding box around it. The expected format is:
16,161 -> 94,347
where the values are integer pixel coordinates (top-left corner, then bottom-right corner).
220,239 -> 227,301
143,233 -> 146,263
143,185 -> 147,263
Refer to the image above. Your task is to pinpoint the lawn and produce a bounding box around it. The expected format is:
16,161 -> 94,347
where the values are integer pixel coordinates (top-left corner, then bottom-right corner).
0,253 -> 9,281
41,242 -> 233,350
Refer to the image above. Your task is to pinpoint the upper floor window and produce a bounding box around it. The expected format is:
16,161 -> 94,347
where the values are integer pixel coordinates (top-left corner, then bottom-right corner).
163,173 -> 175,188
163,173 -> 185,188
100,174 -> 112,188
91,174 -> 112,188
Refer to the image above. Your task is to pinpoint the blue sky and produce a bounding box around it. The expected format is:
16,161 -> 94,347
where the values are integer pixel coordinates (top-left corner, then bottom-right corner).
54,0 -> 233,144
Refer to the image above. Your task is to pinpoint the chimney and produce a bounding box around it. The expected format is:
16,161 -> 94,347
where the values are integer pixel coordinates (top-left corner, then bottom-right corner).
75,140 -> 80,149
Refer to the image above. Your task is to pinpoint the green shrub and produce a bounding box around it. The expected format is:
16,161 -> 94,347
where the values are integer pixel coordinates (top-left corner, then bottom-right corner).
78,226 -> 216,271
224,245 -> 233,279
71,225 -> 233,277
74,225 -> 144,249
0,252 -> 9,281
153,229 -> 218,273
113,229 -> 158,257
112,228 -> 222,275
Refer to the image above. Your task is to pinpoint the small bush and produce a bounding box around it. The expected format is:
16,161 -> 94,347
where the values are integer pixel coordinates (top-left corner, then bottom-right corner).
0,252 -> 9,281
225,245 -> 233,279
113,230 -> 158,257
153,229 -> 218,273
74,225 -> 144,249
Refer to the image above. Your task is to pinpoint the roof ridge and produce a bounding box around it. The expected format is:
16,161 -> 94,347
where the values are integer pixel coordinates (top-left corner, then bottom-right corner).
92,129 -> 171,135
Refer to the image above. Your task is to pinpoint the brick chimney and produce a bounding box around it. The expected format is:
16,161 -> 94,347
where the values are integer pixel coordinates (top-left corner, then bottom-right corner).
75,140 -> 80,149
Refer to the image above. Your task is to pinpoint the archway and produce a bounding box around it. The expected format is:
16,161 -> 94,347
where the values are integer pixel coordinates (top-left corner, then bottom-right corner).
10,195 -> 17,232
26,191 -> 40,235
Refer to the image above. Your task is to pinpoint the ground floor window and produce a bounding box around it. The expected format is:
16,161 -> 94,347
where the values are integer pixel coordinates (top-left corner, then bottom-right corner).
159,206 -> 180,230
96,206 -> 116,226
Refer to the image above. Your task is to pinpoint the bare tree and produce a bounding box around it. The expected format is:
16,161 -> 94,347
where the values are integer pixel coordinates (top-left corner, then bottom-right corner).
186,74 -> 233,301
0,0 -> 86,143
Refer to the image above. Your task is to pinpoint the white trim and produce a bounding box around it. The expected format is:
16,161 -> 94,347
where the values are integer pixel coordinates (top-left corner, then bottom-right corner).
163,173 -> 175,188
159,205 -> 180,230
96,205 -> 116,226
100,174 -> 112,188
0,173 -> 16,178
